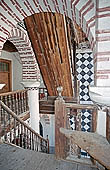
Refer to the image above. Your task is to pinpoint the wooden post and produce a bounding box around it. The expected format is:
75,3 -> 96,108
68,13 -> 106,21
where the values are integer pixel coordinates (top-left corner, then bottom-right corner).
106,109 -> 110,143
92,108 -> 98,132
55,86 -> 69,159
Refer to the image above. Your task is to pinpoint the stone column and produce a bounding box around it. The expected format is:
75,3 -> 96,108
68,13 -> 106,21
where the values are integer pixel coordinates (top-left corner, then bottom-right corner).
21,81 -> 40,133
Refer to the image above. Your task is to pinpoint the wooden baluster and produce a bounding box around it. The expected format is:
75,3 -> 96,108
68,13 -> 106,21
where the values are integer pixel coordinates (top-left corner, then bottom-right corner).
8,95 -> 12,110
106,109 -> 110,143
23,91 -> 26,112
92,108 -> 98,132
46,135 -> 49,153
17,123 -> 20,146
18,92 -> 21,115
27,129 -> 29,149
13,118 -> 16,144
30,131 -> 31,150
20,124 -> 23,147
4,95 -> 8,106
32,132 -> 34,150
21,91 -> 24,113
3,109 -> 7,141
23,126 -> 26,149
15,93 -> 19,115
26,90 -> 29,112
12,93 -> 15,113
36,136 -> 38,151
0,102 -> 2,140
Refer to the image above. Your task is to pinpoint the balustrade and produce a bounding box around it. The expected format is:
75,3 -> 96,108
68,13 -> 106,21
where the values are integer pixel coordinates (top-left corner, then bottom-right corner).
0,89 -> 29,116
0,101 -> 49,153
55,88 -> 98,159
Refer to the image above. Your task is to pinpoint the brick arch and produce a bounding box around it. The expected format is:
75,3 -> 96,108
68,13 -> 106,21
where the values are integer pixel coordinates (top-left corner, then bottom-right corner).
0,0 -> 95,54
8,27 -> 40,81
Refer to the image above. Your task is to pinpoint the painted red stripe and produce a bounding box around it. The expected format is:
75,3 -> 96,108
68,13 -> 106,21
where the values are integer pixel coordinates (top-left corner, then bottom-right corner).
81,3 -> 94,28
96,29 -> 110,34
51,0 -> 59,13
97,13 -> 110,18
73,0 -> 80,17
32,0 -> 38,7
0,12 -> 6,19
79,0 -> 92,18
95,57 -> 110,62
2,0 -> 13,13
95,51 -> 110,56
0,39 -> 5,43
97,6 -> 110,13
0,36 -> 6,40
26,0 -> 35,14
24,1 -> 33,15
97,70 -> 110,74
82,3 -> 94,18
86,21 -> 95,38
96,36 -> 110,42
43,0 -> 47,6
96,75 -> 109,79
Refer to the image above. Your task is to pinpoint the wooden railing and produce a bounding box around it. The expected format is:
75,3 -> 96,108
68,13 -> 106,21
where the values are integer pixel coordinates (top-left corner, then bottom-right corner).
55,96 -> 97,159
39,88 -> 48,100
0,101 -> 49,153
0,89 -> 29,116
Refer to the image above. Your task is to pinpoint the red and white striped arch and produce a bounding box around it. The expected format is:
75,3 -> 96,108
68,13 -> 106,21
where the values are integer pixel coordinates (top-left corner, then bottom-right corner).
8,27 -> 40,81
0,0 -> 110,86
0,0 -> 95,53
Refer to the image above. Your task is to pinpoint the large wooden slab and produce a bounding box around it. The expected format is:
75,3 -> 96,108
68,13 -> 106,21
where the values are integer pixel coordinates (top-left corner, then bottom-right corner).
60,128 -> 110,170
24,12 -> 73,97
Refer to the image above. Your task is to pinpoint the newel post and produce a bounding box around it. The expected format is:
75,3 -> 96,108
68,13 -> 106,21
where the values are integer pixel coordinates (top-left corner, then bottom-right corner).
55,86 -> 69,159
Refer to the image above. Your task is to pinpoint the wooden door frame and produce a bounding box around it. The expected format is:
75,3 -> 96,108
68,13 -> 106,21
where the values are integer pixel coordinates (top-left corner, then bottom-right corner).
0,58 -> 12,92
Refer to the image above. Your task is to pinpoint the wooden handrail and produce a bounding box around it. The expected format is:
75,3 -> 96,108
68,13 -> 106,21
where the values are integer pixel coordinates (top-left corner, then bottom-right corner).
0,101 -> 47,142
0,89 -> 29,116
55,96 -> 98,159
0,101 -> 49,153
0,89 -> 27,97
65,103 -> 97,109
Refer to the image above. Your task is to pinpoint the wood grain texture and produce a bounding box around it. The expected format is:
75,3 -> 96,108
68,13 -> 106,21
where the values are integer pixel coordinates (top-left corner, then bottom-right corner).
60,128 -> 110,170
24,12 -> 73,97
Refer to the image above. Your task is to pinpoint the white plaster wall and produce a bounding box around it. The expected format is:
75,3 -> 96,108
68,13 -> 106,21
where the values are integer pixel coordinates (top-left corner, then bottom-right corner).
0,50 -> 23,91
96,110 -> 106,137
40,115 -> 55,147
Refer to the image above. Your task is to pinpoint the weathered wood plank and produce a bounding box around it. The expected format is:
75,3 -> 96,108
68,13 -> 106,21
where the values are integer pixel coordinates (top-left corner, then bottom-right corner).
24,12 -> 73,97
55,99 -> 69,159
60,128 -> 110,170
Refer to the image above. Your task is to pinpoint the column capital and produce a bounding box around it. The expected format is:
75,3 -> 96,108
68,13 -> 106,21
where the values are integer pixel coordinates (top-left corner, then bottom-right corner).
21,81 -> 40,90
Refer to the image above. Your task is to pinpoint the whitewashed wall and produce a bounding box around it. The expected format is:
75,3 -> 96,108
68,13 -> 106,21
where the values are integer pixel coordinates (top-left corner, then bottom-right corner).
0,50 -> 23,91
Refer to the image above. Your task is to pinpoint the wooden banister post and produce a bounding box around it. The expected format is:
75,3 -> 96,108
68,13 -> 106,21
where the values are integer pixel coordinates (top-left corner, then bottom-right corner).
55,86 -> 69,159
106,109 -> 110,143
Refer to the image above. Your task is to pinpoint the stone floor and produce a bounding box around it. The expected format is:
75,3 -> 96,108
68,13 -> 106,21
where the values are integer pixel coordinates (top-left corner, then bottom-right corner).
0,143 -> 99,170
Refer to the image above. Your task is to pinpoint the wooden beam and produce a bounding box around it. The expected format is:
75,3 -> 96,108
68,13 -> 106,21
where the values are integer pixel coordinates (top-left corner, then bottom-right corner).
60,128 -> 110,170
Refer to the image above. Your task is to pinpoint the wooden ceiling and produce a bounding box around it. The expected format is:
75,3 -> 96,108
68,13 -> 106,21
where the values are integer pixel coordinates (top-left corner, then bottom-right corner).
24,12 -> 74,97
